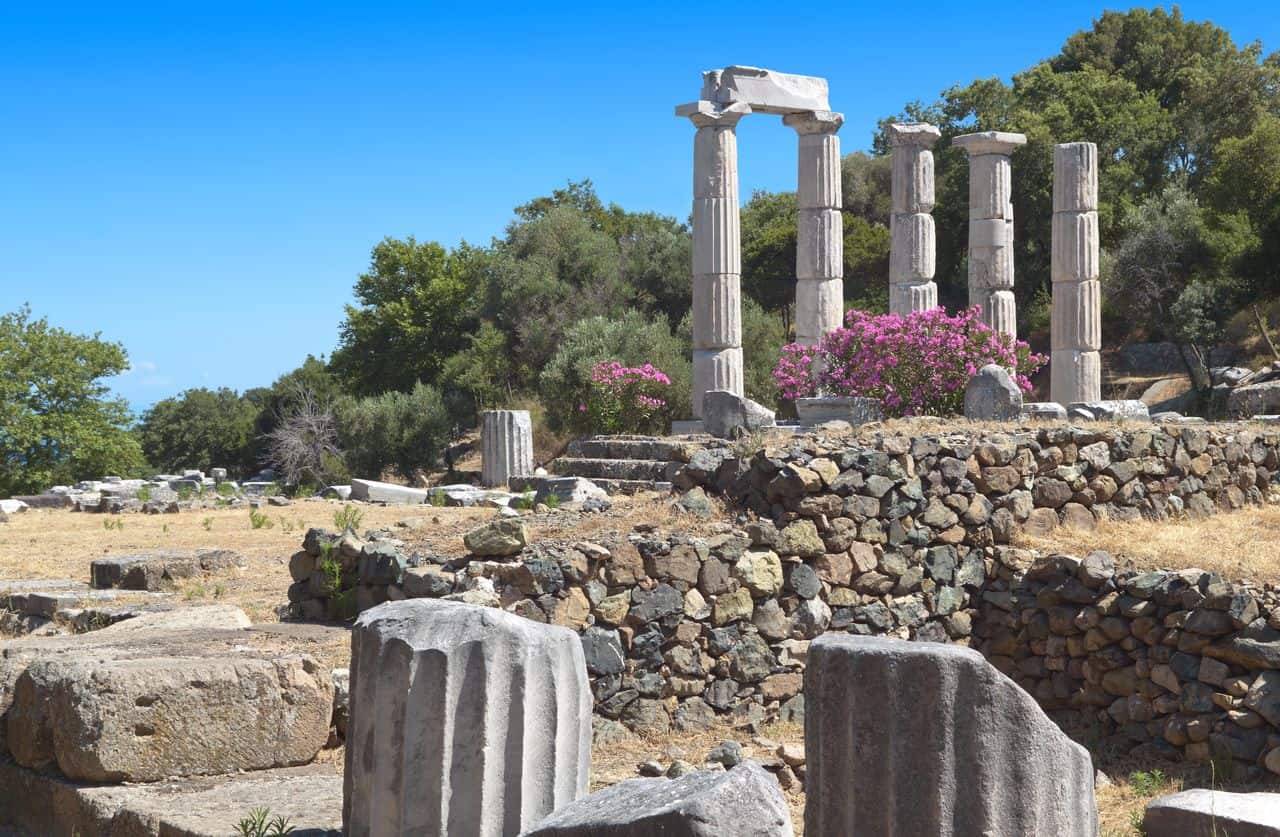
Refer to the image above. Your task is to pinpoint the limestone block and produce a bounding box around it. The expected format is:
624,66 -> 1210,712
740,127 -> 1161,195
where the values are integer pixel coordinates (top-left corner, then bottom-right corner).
795,278 -> 844,345
10,654 -> 332,782
692,273 -> 742,350
890,123 -> 940,214
1051,279 -> 1102,352
702,390 -> 776,439
350,479 -> 431,504
965,364 -> 1024,421
1023,402 -> 1068,421
890,213 -> 935,283
804,635 -> 1096,836
692,348 -> 743,416
691,198 -> 741,276
952,130 -> 1028,158
1051,211 -> 1100,282
481,410 -> 534,489
702,65 -> 829,115
1144,789 -> 1280,836
977,290 -> 1017,341
1067,400 -> 1150,421
1051,349 -> 1102,406
344,599 -> 591,837
969,240 -> 1013,293
520,761 -> 793,837
796,209 -> 842,280
889,281 -> 937,315
965,153 -> 1013,219
794,129 -> 843,209
1054,142 -> 1099,213
692,124 -> 740,201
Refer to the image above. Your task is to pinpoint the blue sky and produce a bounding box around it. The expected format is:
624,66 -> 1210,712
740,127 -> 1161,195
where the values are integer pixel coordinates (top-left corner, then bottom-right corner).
2,2 -> 1277,410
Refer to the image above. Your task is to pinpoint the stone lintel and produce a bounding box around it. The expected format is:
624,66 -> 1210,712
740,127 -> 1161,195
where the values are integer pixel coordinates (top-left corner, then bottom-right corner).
888,123 -> 941,148
675,100 -> 752,127
783,110 -> 844,135
952,131 -> 1028,156
701,65 -> 830,115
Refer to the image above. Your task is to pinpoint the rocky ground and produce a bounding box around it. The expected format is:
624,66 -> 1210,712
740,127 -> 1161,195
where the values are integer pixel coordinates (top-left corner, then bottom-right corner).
2,490 -> 1279,834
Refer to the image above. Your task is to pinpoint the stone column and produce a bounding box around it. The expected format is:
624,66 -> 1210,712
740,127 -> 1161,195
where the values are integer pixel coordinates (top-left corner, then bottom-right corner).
1051,142 -> 1102,404
677,100 -> 751,418
784,110 -> 844,346
952,131 -> 1027,340
481,409 -> 534,489
888,123 -> 941,315
344,598 -> 591,837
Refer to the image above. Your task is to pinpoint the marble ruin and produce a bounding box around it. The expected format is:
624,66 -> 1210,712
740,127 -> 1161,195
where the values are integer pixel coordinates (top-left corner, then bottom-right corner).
888,123 -> 941,315
953,131 -> 1026,340
481,409 -> 534,489
1051,142 -> 1103,404
679,67 -> 843,417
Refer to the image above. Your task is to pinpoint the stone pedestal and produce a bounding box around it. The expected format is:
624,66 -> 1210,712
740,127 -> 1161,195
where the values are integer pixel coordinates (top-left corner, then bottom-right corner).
804,635 -> 1097,836
1051,142 -> 1102,404
785,111 -> 844,346
888,123 -> 941,315
481,410 -> 534,489
343,599 -> 591,837
678,100 -> 750,418
953,131 -> 1027,340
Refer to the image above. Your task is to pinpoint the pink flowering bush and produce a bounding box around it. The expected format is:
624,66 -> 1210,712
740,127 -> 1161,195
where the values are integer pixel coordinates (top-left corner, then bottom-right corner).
574,360 -> 672,434
774,307 -> 1046,417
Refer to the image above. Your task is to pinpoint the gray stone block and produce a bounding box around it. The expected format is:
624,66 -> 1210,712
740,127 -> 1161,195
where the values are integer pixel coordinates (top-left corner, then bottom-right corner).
349,478 -> 431,504
964,364 -> 1023,420
1022,401 -> 1067,421
1144,789 -> 1280,836
804,634 -> 1096,836
519,761 -> 793,837
702,389 -> 776,439
482,409 -> 536,488
344,599 -> 591,837
1067,399 -> 1151,421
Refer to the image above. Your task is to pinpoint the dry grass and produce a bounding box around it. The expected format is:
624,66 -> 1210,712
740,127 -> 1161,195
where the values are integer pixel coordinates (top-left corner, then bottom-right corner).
1021,500 -> 1280,585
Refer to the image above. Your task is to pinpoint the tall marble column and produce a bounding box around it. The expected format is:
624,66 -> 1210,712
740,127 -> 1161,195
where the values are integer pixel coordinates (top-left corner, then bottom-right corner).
784,110 -> 844,346
1051,142 -> 1102,404
952,131 -> 1027,340
888,123 -> 941,315
677,100 -> 751,418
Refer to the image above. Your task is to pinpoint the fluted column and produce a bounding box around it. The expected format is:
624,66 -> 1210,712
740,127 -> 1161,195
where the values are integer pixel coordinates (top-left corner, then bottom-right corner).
1051,142 -> 1102,404
677,100 -> 750,417
784,110 -> 844,346
888,123 -> 941,315
344,599 -> 591,837
952,131 -> 1027,340
481,410 -> 534,488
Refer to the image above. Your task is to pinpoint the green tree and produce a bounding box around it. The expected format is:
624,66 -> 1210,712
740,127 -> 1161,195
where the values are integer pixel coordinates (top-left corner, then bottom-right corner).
441,321 -> 514,418
0,306 -> 145,494
138,387 -> 260,477
336,383 -> 451,481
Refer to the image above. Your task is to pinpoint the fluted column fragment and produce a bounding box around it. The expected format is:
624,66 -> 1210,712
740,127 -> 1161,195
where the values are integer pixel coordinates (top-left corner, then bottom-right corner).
678,100 -> 750,417
953,131 -> 1027,340
344,599 -> 592,837
1051,142 -> 1102,404
888,123 -> 941,315
481,409 -> 534,489
804,635 -> 1097,837
785,110 -> 844,345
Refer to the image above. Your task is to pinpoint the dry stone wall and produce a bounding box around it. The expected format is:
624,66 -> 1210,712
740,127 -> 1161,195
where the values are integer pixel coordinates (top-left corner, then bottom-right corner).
288,424 -> 1280,776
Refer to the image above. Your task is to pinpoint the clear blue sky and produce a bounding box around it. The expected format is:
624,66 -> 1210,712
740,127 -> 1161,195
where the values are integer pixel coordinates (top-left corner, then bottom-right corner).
2,2 -> 1276,410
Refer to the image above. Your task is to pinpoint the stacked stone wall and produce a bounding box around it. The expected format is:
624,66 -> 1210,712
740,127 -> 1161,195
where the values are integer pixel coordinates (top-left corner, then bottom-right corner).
288,424 -> 1280,775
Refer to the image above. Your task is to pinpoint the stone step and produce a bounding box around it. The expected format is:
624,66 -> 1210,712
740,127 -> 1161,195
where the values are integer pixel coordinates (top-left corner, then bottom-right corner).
506,476 -> 672,496
566,437 -> 686,461
550,457 -> 674,482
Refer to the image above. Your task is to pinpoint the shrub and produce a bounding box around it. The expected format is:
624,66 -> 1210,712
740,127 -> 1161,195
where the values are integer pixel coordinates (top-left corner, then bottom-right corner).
572,360 -> 672,435
774,307 -> 1046,418
333,504 -> 363,533
249,509 -> 273,530
337,383 -> 450,481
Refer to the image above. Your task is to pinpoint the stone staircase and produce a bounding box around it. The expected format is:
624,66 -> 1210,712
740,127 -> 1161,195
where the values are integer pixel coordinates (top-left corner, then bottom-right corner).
547,435 -> 713,494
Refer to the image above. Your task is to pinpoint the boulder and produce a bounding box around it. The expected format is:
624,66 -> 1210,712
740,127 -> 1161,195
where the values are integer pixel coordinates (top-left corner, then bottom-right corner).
964,364 -> 1023,421
535,477 -> 609,506
702,390 -> 776,439
0,499 -> 27,515
1229,381 -> 1280,418
349,478 -> 431,504
1140,376 -> 1194,414
1144,789 -> 1280,836
804,634 -> 1096,836
90,550 -> 244,591
463,517 -> 528,557
519,761 -> 793,837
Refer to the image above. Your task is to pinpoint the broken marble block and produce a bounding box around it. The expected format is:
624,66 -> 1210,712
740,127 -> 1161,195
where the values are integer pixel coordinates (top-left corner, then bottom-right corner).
1022,401 -> 1068,421
702,389 -> 776,439
344,598 -> 591,837
964,364 -> 1023,421
1143,789 -> 1280,836
804,634 -> 1096,837
519,761 -> 792,837
1067,399 -> 1151,421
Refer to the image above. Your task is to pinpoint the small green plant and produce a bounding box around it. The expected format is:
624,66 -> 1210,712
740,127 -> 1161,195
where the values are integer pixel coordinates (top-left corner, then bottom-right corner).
1128,809 -> 1146,835
1128,769 -> 1168,796
513,492 -> 536,511
213,583 -> 226,598
261,482 -> 282,497
102,518 -> 125,531
136,485 -> 152,502
334,504 -> 363,532
217,482 -> 236,497
184,584 -> 207,600
427,489 -> 446,507
278,517 -> 294,535
249,509 -> 274,530
202,516 -> 214,531
318,555 -> 356,621
162,524 -> 169,534
290,484 -> 316,499
177,485 -> 195,501
233,806 -> 296,837
543,491 -> 560,509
